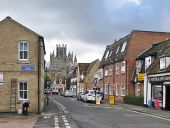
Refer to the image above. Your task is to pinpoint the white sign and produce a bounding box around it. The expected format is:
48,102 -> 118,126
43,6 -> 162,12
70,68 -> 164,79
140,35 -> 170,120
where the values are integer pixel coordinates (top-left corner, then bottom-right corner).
0,72 -> 3,85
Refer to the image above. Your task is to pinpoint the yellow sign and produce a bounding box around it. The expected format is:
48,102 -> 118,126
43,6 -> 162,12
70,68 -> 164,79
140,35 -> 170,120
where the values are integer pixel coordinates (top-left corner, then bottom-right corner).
109,96 -> 115,105
137,73 -> 144,81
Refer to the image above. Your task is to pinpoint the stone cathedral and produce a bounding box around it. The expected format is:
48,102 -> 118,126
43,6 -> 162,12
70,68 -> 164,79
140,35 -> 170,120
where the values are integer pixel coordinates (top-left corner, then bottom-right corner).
49,44 -> 77,87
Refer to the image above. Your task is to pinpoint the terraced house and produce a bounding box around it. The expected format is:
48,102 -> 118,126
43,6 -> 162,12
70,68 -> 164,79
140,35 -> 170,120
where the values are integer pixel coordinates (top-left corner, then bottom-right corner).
0,17 -> 46,113
134,39 -> 170,110
99,30 -> 170,103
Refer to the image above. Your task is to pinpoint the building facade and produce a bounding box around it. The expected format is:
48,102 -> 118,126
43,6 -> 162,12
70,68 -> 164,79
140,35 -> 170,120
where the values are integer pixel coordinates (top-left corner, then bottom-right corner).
99,30 -> 170,102
0,17 -> 46,113
135,39 -> 170,110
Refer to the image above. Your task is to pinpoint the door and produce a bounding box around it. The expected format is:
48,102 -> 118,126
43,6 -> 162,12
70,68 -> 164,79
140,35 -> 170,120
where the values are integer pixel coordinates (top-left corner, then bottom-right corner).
166,86 -> 170,110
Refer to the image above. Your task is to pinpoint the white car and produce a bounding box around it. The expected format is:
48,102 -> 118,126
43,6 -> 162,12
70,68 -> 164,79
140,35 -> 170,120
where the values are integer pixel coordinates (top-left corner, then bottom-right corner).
83,90 -> 102,103
64,90 -> 74,97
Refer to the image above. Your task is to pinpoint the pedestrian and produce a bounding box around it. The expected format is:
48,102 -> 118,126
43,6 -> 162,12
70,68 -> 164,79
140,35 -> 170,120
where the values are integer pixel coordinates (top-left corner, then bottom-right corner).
154,97 -> 160,110
22,100 -> 30,115
148,99 -> 153,109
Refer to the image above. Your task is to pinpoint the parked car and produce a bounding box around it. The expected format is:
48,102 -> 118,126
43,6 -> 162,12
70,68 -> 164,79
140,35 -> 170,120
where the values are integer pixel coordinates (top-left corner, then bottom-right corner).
82,90 -> 102,103
52,87 -> 58,95
77,92 -> 85,100
64,90 -> 74,97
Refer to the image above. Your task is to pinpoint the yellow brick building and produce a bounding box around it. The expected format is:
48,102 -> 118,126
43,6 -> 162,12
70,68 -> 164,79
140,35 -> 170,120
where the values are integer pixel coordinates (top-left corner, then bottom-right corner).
0,16 -> 46,114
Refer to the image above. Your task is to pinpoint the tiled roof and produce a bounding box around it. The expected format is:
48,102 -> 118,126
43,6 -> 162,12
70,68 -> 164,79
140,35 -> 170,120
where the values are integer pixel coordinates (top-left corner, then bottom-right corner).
137,39 -> 170,74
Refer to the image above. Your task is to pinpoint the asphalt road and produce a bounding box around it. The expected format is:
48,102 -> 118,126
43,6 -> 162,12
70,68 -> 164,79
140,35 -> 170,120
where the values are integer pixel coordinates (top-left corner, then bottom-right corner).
35,95 -> 170,128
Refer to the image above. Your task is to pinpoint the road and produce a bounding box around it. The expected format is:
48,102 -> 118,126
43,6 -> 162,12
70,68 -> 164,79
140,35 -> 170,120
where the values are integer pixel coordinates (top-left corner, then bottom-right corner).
35,95 -> 170,128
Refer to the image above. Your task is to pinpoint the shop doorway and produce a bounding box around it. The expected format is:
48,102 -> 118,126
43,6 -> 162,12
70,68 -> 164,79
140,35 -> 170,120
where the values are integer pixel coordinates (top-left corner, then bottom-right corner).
166,86 -> 170,111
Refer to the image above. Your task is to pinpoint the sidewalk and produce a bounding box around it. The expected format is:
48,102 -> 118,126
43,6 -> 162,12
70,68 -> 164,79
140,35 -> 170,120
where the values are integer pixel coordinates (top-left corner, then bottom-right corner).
101,100 -> 170,120
0,113 -> 38,128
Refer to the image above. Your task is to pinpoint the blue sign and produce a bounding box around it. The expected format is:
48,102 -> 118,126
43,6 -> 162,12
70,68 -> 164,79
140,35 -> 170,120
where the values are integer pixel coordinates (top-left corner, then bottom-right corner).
21,65 -> 35,71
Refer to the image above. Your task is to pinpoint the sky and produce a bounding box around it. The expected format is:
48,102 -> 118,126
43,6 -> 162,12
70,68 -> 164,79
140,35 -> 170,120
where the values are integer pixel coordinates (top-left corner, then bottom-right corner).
1,0 -> 170,63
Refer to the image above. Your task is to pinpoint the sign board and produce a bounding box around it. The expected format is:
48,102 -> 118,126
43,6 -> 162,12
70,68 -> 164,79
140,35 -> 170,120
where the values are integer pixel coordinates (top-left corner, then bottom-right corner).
0,72 -> 3,85
21,65 -> 35,71
137,73 -> 144,81
109,96 -> 115,105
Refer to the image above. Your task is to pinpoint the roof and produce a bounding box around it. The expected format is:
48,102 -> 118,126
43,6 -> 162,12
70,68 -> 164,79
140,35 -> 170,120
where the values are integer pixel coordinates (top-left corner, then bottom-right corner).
100,34 -> 131,67
137,39 -> 170,74
0,16 -> 46,54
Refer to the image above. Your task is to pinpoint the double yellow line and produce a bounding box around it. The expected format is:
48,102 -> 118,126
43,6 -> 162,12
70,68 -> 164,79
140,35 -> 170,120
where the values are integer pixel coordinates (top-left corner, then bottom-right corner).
49,97 -> 68,114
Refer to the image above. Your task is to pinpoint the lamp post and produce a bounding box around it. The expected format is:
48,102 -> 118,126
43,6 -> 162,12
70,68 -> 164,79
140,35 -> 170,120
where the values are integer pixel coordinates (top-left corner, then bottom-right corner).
108,83 -> 110,100
94,75 -> 98,104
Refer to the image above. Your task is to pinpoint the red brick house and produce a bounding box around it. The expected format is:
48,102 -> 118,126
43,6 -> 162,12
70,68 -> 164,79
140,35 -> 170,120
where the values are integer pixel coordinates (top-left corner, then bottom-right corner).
99,30 -> 170,103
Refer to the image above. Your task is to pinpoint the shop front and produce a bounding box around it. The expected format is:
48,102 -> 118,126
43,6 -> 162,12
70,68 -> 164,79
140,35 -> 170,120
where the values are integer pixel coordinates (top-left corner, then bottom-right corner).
147,74 -> 170,110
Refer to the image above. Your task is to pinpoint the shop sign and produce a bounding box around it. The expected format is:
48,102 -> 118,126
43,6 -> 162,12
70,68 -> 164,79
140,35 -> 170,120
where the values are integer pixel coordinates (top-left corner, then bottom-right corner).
148,75 -> 170,82
21,65 -> 35,71
137,73 -> 144,81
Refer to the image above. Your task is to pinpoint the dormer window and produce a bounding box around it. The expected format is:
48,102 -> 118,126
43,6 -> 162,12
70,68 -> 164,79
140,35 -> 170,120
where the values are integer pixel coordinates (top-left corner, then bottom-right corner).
145,56 -> 153,70
116,46 -> 120,54
160,57 -> 166,70
105,50 -> 109,59
136,60 -> 142,73
121,41 -> 127,53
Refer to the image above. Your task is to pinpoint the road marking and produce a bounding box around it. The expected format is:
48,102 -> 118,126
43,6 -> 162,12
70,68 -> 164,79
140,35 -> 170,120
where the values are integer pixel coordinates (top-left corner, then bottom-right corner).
126,109 -> 170,122
54,116 -> 59,128
50,97 -> 68,114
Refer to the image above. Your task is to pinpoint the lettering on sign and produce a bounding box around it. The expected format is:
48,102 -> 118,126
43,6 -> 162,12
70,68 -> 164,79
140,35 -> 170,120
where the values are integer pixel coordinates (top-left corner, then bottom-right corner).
148,75 -> 170,82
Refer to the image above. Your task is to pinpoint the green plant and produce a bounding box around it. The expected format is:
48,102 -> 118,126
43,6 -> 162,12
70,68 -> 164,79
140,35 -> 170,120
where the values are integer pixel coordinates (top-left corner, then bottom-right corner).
124,96 -> 144,106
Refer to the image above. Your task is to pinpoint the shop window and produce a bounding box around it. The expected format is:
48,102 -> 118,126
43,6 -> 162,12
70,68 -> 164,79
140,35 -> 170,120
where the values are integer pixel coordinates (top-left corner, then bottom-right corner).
18,81 -> 28,100
152,85 -> 163,102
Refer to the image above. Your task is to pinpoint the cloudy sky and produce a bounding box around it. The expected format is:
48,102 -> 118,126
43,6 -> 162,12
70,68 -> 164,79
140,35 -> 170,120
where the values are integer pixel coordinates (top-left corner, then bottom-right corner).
1,0 -> 170,63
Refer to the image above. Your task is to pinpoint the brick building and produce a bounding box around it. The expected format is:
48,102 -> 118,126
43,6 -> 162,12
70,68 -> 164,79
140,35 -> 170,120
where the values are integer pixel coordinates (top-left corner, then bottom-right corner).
0,17 -> 46,113
99,30 -> 170,102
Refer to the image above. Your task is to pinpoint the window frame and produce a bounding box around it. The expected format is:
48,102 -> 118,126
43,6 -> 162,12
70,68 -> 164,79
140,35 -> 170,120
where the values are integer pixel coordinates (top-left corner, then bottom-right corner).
18,81 -> 28,100
116,63 -> 119,75
116,84 -> 119,96
0,72 -> 3,85
18,41 -> 29,61
121,41 -> 127,53
160,57 -> 166,70
121,83 -> 126,96
121,61 -> 126,73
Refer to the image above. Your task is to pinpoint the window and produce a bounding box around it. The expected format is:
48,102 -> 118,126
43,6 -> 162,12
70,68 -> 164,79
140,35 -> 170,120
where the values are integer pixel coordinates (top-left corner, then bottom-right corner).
136,83 -> 141,96
152,85 -> 162,102
121,84 -> 125,96
160,57 -> 166,70
145,56 -> 152,69
105,50 -> 109,59
136,60 -> 142,73
105,67 -> 109,76
109,67 -> 112,75
121,41 -> 127,52
116,84 -> 119,96
18,41 -> 29,60
121,61 -> 126,73
116,46 -> 120,54
18,81 -> 28,100
116,63 -> 119,74
108,49 -> 113,58
105,84 -> 108,94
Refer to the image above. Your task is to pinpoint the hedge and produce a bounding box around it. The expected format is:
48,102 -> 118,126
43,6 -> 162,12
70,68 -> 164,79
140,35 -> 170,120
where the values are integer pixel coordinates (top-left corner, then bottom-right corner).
124,96 -> 144,106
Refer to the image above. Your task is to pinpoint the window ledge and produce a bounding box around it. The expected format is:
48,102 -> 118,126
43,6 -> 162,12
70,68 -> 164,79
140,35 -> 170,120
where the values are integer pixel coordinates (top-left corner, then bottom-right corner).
17,60 -> 30,64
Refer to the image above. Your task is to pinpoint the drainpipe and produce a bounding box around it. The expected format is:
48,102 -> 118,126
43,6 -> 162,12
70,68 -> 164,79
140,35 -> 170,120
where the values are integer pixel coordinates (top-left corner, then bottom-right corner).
37,37 -> 41,114
102,65 -> 105,99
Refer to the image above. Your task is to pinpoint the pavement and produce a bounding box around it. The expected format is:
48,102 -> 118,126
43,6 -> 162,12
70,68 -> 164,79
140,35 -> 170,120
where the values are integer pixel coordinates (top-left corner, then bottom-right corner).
0,99 -> 170,128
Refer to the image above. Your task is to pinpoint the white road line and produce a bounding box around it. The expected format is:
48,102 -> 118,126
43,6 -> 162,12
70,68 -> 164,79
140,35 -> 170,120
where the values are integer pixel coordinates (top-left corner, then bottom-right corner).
64,123 -> 70,126
127,109 -> 170,122
66,126 -> 71,128
54,116 -> 59,128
